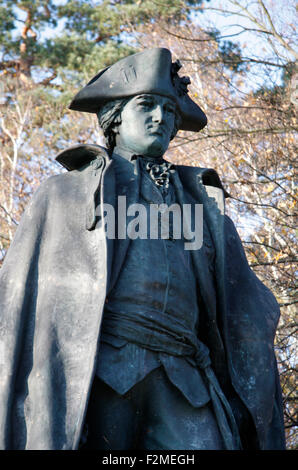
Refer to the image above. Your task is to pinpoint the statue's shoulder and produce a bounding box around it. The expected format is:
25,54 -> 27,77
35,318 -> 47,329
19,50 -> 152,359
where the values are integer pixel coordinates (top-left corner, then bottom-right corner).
176,164 -> 229,198
30,144 -> 109,205
55,144 -> 109,171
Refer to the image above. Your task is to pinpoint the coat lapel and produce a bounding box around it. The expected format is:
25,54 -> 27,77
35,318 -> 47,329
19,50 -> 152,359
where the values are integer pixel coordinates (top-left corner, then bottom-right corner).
176,165 -> 226,300
106,155 -> 141,293
173,166 -> 225,307
174,166 -> 228,380
177,167 -> 227,343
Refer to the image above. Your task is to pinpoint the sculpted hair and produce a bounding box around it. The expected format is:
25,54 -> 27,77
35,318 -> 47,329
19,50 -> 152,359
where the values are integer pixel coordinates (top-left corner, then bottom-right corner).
97,96 -> 182,152
97,98 -> 130,152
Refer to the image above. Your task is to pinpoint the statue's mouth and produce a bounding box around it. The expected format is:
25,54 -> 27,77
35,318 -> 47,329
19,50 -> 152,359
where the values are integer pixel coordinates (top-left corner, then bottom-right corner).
148,126 -> 165,137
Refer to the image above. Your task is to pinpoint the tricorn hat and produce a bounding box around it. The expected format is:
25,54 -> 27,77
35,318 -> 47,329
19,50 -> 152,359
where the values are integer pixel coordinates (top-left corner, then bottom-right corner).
69,48 -> 207,132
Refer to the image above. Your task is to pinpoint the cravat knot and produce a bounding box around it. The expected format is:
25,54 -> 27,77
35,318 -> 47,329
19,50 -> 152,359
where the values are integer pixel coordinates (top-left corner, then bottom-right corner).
145,161 -> 175,191
137,157 -> 175,195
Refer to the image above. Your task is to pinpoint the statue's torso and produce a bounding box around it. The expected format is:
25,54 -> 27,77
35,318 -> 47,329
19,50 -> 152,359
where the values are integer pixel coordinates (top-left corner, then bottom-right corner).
95,151 -> 213,406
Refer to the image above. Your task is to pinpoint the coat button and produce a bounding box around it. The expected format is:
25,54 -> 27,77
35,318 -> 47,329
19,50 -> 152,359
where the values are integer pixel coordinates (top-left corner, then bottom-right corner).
92,157 -> 103,170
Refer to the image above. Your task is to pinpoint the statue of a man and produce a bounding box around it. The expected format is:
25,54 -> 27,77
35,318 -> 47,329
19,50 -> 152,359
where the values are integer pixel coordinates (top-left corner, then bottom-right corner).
0,48 -> 285,450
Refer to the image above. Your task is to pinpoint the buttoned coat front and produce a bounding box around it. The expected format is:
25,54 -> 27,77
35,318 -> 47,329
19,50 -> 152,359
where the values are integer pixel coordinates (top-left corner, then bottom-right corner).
0,145 -> 285,450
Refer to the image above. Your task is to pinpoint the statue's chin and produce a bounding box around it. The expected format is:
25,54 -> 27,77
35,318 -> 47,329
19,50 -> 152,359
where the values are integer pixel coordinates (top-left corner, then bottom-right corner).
139,138 -> 169,158
116,135 -> 169,158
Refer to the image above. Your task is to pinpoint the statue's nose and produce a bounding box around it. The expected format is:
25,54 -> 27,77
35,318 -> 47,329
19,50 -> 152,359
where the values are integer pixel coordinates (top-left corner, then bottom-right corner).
152,104 -> 164,123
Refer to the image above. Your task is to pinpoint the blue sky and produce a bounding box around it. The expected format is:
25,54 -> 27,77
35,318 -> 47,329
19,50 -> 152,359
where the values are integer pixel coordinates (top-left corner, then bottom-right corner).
191,0 -> 296,89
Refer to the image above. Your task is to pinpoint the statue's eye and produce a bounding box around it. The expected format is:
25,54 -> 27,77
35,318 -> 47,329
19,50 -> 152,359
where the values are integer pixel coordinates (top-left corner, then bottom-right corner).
165,106 -> 175,114
139,100 -> 153,109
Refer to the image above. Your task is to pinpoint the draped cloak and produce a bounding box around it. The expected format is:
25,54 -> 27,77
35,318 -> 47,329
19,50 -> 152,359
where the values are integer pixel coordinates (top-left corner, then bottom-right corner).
0,144 -> 285,450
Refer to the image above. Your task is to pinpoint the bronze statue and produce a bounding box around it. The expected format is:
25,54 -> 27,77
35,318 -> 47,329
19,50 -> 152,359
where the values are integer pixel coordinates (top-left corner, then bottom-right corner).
0,48 -> 285,450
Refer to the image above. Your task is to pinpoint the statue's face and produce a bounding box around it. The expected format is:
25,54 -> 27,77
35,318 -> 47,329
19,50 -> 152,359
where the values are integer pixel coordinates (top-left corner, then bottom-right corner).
115,93 -> 176,157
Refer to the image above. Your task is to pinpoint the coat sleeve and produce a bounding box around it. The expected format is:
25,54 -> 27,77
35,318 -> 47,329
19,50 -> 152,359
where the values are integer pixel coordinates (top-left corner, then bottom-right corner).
0,178 -> 53,449
0,164 -> 108,450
